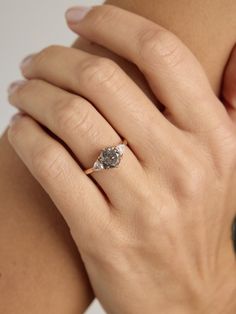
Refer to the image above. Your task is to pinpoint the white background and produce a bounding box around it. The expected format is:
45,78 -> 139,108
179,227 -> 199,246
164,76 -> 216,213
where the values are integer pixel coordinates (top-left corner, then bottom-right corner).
1,1 -> 105,313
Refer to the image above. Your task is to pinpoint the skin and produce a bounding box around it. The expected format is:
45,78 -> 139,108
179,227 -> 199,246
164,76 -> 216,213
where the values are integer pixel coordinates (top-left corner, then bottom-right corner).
0,141 -> 93,313
7,5 -> 236,314
1,1 -> 236,313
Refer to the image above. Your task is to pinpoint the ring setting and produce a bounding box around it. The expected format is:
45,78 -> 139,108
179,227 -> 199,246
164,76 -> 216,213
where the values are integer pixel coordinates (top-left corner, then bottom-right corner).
85,140 -> 127,175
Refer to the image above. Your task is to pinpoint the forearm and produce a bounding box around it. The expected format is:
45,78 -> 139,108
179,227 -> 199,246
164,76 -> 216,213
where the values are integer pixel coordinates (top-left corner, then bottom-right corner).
0,134 -> 93,313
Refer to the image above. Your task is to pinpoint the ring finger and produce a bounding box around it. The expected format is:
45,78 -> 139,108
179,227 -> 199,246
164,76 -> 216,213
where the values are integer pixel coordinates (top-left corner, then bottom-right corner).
8,79 -> 145,208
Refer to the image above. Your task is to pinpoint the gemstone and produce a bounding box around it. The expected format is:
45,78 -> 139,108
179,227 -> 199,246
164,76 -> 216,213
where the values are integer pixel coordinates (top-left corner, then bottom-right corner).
93,160 -> 104,171
98,147 -> 121,169
116,144 -> 126,155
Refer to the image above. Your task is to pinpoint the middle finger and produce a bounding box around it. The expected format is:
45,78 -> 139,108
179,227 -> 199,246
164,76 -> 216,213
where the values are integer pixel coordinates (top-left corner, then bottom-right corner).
20,45 -> 176,162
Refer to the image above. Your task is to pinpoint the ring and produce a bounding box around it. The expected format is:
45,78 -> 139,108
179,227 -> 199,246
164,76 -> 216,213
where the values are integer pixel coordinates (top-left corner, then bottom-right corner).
84,139 -> 128,175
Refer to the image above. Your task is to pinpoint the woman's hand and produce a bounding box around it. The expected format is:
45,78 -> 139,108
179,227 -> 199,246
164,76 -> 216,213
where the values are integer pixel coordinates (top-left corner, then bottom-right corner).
7,5 -> 236,314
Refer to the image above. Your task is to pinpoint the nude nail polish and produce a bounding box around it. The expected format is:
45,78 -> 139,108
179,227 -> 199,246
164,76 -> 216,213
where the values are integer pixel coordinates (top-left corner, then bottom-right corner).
9,112 -> 24,127
20,54 -> 34,71
8,80 -> 27,95
66,6 -> 92,24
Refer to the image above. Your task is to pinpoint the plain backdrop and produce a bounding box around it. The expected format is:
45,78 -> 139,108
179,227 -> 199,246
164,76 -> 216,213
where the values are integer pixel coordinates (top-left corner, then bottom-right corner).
1,0 -> 105,313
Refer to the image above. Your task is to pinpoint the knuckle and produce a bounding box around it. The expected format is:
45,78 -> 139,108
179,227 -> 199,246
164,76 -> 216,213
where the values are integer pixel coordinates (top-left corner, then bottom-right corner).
81,232 -> 129,268
187,164 -> 207,192
32,144 -> 66,182
56,98 -> 94,138
80,57 -> 120,89
130,179 -> 158,213
138,28 -> 183,68
91,5 -> 118,29
178,160 -> 208,198
135,185 -> 153,207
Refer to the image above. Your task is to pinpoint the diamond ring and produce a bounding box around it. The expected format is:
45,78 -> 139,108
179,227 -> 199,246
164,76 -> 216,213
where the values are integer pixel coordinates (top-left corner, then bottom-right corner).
84,139 -> 128,175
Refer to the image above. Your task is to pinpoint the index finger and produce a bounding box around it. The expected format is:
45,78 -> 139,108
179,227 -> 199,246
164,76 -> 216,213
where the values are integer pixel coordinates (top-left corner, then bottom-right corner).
66,5 -> 228,131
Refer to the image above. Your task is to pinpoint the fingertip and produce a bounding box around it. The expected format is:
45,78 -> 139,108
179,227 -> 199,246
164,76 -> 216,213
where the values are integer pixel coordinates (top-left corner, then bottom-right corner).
8,112 -> 29,144
65,6 -> 92,26
8,80 -> 27,97
7,113 -> 22,146
20,54 -> 36,76
9,111 -> 24,125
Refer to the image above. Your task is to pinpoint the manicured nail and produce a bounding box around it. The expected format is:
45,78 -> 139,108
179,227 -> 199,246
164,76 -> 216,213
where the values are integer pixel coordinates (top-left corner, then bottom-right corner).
9,112 -> 25,127
66,6 -> 92,24
20,54 -> 34,71
8,80 -> 27,95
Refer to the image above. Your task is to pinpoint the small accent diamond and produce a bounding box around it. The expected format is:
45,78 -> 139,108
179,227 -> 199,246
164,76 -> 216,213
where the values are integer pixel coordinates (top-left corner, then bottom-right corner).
93,160 -> 104,171
116,144 -> 125,155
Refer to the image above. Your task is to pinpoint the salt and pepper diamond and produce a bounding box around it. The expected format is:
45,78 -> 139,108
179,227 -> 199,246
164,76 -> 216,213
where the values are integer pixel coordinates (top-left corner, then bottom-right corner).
93,143 -> 126,171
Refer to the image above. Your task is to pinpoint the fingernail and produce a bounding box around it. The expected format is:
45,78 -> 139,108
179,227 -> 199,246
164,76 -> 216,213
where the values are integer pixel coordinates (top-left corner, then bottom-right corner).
9,112 -> 25,127
66,6 -> 92,24
8,80 -> 27,95
20,54 -> 34,71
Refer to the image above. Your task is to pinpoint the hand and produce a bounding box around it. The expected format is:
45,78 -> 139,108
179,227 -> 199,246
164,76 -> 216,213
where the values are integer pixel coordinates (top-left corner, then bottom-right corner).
7,5 -> 236,314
